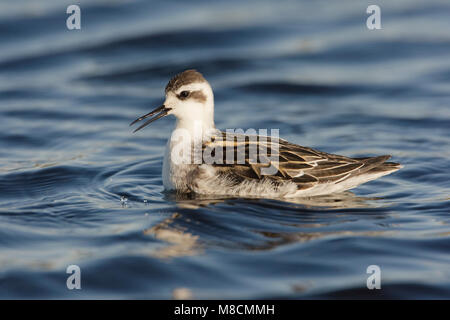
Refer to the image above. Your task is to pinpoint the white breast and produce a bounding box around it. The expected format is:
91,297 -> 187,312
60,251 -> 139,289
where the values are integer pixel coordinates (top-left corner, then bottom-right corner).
162,138 -> 174,190
162,134 -> 197,192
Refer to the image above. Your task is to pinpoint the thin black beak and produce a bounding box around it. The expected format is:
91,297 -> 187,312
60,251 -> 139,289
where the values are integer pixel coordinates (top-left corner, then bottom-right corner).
129,104 -> 171,133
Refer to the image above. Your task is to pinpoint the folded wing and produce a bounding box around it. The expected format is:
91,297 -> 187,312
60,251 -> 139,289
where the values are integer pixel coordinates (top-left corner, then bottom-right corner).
201,131 -> 398,191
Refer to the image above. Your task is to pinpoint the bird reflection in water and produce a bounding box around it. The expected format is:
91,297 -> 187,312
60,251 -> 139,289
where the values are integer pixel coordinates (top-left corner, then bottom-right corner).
167,191 -> 381,209
143,212 -> 203,259
142,191 -> 385,259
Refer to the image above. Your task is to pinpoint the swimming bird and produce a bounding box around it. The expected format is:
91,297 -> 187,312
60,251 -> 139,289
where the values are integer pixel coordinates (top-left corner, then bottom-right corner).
130,69 -> 401,198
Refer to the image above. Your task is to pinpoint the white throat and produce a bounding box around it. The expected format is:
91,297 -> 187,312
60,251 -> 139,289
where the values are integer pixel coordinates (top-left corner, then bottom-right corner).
174,106 -> 215,137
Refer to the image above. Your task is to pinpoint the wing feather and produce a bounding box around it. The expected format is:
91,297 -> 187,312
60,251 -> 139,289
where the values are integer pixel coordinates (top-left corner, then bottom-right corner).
200,132 -> 391,191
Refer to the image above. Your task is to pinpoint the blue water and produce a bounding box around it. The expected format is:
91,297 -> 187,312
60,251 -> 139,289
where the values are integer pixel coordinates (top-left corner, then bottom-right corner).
0,0 -> 449,299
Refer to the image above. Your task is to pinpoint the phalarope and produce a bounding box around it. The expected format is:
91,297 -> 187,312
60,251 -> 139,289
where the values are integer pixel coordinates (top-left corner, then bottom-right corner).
130,69 -> 401,198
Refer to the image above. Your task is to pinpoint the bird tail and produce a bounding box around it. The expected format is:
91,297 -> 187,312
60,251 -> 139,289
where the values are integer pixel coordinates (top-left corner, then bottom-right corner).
350,155 -> 402,180
365,161 -> 403,174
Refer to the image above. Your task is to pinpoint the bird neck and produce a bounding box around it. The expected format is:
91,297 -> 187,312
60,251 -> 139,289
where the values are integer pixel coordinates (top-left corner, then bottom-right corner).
174,98 -> 216,140
175,117 -> 216,141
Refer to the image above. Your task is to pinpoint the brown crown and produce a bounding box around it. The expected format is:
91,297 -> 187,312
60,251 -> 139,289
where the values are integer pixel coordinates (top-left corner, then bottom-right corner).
165,69 -> 206,94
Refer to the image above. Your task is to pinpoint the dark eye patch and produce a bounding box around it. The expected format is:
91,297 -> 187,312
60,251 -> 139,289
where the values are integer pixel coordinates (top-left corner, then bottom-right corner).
178,91 -> 190,99
177,90 -> 207,103
189,91 -> 207,103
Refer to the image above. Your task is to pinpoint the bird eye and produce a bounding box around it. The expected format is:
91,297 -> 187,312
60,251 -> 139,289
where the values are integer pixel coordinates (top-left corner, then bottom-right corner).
179,91 -> 190,99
